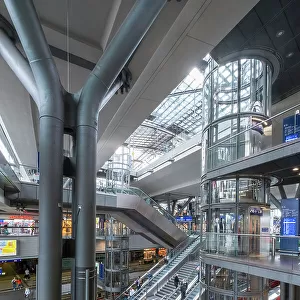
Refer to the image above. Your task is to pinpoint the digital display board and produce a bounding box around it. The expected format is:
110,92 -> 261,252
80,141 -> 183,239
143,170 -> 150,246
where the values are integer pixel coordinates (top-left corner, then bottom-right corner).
0,240 -> 17,257
280,199 -> 299,253
176,216 -> 192,222
283,114 -> 300,142
282,217 -> 297,236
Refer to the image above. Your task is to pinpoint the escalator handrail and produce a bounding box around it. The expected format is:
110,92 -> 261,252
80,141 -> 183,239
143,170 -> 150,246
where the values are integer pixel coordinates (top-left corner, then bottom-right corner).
116,233 -> 201,300
130,234 -> 203,300
162,262 -> 199,300
129,187 -> 176,222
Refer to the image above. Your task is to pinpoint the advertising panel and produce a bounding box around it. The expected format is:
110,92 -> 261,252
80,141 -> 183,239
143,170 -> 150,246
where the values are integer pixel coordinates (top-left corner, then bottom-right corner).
0,240 -> 17,256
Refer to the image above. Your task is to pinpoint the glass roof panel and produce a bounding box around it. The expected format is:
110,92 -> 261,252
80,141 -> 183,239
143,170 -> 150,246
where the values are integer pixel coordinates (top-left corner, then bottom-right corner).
123,67 -> 205,171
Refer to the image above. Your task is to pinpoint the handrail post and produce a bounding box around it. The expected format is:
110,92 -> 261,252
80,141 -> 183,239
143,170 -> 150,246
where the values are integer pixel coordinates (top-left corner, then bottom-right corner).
271,237 -> 276,257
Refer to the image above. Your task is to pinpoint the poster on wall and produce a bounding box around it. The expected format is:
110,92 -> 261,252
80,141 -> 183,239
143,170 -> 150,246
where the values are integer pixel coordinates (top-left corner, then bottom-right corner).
0,240 -> 17,256
280,199 -> 299,253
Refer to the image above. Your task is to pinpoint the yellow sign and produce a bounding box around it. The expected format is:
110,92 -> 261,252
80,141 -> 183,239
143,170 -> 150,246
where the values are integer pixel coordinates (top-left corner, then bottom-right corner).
0,240 -> 17,256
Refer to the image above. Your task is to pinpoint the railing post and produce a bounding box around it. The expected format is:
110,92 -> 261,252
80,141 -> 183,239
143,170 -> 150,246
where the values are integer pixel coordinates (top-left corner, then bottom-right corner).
271,237 -> 276,257
85,269 -> 89,300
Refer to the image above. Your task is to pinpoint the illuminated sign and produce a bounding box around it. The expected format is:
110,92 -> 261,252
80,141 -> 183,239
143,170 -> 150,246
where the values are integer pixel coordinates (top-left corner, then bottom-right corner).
283,217 -> 297,236
249,207 -> 263,216
0,240 -> 17,256
176,216 -> 193,222
8,216 -> 33,220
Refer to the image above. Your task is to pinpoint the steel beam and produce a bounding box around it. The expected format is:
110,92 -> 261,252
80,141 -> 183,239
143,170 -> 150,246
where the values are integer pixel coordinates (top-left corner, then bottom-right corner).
0,28 -> 39,106
4,1 -> 64,300
278,185 -> 287,199
270,193 -> 281,210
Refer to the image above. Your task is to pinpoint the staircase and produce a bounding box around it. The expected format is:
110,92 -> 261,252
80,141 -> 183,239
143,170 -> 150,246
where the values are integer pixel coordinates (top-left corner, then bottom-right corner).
156,262 -> 197,299
129,235 -> 202,300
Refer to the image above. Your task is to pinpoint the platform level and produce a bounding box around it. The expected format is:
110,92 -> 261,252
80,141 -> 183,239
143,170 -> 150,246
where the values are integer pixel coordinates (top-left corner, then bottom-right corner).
201,233 -> 300,286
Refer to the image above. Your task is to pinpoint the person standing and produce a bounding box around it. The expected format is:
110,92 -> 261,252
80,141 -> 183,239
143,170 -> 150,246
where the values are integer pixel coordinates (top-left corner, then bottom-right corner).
135,276 -> 141,289
3,225 -> 9,235
129,287 -> 135,299
174,274 -> 179,289
180,280 -> 187,299
11,277 -> 16,290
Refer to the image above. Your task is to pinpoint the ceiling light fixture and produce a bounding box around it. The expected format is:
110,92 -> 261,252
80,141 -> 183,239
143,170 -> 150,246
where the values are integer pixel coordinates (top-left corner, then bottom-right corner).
276,30 -> 285,37
286,52 -> 294,58
293,167 -> 299,171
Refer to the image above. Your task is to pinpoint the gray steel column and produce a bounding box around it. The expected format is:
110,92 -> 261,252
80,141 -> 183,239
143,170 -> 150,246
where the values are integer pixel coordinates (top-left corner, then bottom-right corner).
4,1 -> 64,300
74,1 -> 166,299
0,28 -> 39,106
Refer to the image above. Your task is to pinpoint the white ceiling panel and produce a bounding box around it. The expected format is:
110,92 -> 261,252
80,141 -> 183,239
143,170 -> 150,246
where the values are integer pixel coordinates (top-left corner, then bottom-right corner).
141,36 -> 212,101
188,0 -> 260,46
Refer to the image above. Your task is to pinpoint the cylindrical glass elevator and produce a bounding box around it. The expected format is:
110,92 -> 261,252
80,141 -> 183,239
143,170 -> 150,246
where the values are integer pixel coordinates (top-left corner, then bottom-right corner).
200,57 -> 272,299
104,217 -> 129,300
106,146 -> 131,192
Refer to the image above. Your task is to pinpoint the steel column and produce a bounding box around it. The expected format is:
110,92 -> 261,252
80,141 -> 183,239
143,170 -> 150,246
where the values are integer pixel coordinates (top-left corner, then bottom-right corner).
74,1 -> 166,299
4,1 -> 64,300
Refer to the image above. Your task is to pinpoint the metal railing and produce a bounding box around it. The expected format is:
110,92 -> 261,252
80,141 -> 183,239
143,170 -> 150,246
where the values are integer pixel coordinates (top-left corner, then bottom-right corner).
115,233 -> 201,300
0,226 -> 39,236
162,253 -> 199,300
201,232 -> 300,271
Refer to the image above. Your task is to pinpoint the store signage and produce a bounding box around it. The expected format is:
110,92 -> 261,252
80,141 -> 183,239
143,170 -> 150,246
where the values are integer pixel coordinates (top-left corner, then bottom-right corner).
0,240 -> 17,257
8,215 -> 33,220
249,207 -> 263,216
176,216 -> 193,222
283,114 -> 300,142
280,198 -> 299,253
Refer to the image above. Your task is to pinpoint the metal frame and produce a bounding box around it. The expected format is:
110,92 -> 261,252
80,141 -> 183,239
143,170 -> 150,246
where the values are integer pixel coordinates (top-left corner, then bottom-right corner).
2,0 -> 167,299
126,67 -> 204,171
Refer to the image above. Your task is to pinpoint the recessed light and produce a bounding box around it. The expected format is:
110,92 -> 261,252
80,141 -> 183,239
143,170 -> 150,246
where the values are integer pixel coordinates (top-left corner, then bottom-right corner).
286,52 -> 294,58
276,30 -> 285,37
293,167 -> 299,171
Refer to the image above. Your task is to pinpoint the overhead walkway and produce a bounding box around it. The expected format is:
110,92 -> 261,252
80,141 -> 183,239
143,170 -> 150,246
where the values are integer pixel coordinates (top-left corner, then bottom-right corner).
0,155 -> 186,248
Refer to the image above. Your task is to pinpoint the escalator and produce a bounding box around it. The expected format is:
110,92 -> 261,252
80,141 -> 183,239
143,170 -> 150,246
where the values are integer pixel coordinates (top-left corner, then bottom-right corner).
117,234 -> 202,300
158,262 -> 198,299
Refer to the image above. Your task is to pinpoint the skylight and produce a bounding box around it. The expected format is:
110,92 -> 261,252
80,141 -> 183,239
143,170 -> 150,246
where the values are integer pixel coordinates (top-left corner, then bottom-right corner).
124,67 -> 204,171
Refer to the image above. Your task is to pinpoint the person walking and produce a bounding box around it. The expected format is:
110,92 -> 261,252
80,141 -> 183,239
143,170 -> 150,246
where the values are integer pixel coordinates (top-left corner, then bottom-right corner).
16,277 -> 22,290
24,287 -> 30,298
174,274 -> 180,289
24,268 -> 30,280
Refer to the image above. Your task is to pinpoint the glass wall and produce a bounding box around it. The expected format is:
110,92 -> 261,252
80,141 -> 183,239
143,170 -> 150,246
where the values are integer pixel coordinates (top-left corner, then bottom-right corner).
202,58 -> 272,174
200,264 -> 269,299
